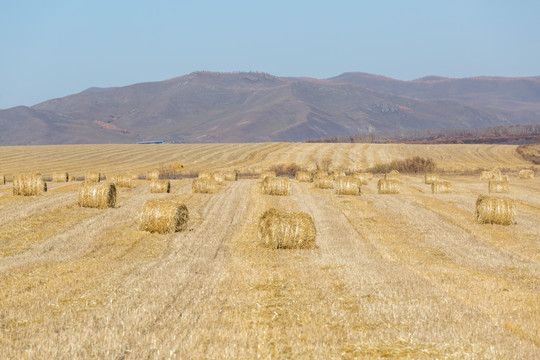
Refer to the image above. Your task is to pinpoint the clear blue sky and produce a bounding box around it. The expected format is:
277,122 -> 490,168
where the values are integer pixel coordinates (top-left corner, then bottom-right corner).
1,0 -> 539,109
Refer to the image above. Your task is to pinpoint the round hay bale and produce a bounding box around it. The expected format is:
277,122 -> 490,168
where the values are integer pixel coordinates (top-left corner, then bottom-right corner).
78,182 -> 116,209
352,172 -> 370,185
53,172 -> 69,183
146,170 -> 160,181
314,174 -> 334,189
295,171 -> 313,182
150,180 -> 171,193
69,175 -> 77,182
475,195 -> 515,225
192,178 -> 218,194
260,171 -> 276,180
139,199 -> 189,234
261,176 -> 291,196
481,167 -> 503,181
424,173 -> 439,184
198,170 -> 214,179
258,208 -> 316,249
488,180 -> 509,193
84,171 -> 102,183
331,170 -> 346,178
384,170 -> 400,181
131,174 -> 139,180
109,174 -> 132,188
213,172 -> 225,185
431,181 -> 452,194
367,172 -> 374,180
314,170 -> 328,178
335,176 -> 361,195
377,179 -> 399,194
224,170 -> 239,181
0,175 -> 5,185
13,173 -> 47,196
518,169 -> 534,179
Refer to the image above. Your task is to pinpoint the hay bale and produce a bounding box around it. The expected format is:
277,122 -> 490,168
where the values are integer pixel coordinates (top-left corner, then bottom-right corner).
425,173 -> 439,184
475,195 -> 515,225
192,178 -> 218,194
377,179 -> 399,194
296,171 -> 313,182
331,170 -> 346,178
69,175 -> 77,182
13,173 -> 47,196
519,169 -> 534,179
489,180 -> 509,193
213,172 -> 225,185
314,170 -> 328,178
198,170 -> 214,179
146,170 -> 160,181
224,170 -> 239,181
261,176 -> 291,196
367,172 -> 374,180
352,172 -> 370,185
481,167 -> 503,181
131,174 -> 139,180
314,174 -> 334,189
384,170 -> 400,181
261,171 -> 276,180
109,174 -> 132,188
78,182 -> 116,208
139,199 -> 189,234
85,171 -> 102,183
258,208 -> 316,249
150,180 -> 170,193
0,175 -> 5,185
53,172 -> 69,183
335,176 -> 361,195
431,181 -> 452,194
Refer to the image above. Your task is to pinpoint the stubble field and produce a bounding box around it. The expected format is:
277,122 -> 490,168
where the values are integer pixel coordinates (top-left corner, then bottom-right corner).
0,143 -> 539,359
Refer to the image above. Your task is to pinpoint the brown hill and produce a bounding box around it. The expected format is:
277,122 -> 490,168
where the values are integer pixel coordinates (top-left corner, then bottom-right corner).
0,71 -> 539,145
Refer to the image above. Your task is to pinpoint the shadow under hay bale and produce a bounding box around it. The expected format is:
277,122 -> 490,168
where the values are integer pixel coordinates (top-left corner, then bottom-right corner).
84,171 -> 102,183
260,171 -> 276,180
352,172 -> 370,185
377,179 -> 399,194
258,208 -> 316,249
224,170 -> 239,181
146,170 -> 160,181
192,178 -> 219,194
314,174 -> 334,189
489,180 -> 509,193
13,173 -> 47,196
425,173 -> 439,184
150,180 -> 170,193
139,199 -> 189,234
109,174 -> 133,188
295,171 -> 313,182
78,182 -> 116,209
335,176 -> 361,195
261,176 -> 291,195
519,169 -> 534,179
431,181 -> 452,194
53,172 -> 69,183
475,195 -> 515,225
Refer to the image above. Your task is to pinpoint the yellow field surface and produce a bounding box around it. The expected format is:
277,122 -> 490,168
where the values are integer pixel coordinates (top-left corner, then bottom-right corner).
0,143 -> 539,358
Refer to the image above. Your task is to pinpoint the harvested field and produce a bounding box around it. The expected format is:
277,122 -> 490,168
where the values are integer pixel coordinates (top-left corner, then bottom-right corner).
0,143 -> 539,358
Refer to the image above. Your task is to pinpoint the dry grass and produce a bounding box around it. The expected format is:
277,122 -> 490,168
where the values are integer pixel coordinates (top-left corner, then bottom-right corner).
150,180 -> 170,193
257,208 -> 316,249
377,178 -> 399,194
12,173 -> 47,196
78,182 -> 116,208
52,172 -> 69,183
139,199 -> 189,234
431,181 -> 452,194
475,195 -> 516,225
489,180 -> 509,193
295,171 -> 313,182
261,176 -> 291,196
334,176 -> 361,195
519,169 -> 534,179
331,170 -> 346,177
192,178 -> 219,194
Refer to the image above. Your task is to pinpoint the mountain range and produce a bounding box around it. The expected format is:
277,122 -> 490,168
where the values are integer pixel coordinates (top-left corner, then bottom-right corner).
1,71 -> 539,145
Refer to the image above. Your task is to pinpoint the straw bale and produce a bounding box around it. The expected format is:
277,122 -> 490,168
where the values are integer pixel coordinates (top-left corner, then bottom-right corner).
69,175 -> 77,182
431,181 -> 452,194
352,172 -> 370,185
109,174 -> 132,188
13,173 -> 47,196
335,176 -> 361,195
224,170 -> 239,181
481,167 -> 503,181
198,170 -> 214,179
213,172 -> 225,185
331,170 -> 346,178
261,171 -> 276,180
519,169 -> 534,179
131,174 -> 139,180
53,172 -> 69,183
489,180 -> 509,193
384,170 -> 400,181
377,179 -> 399,194
296,171 -> 313,182
425,173 -> 439,184
258,208 -> 316,249
78,182 -> 116,208
314,170 -> 328,178
139,199 -> 189,234
0,175 -> 4,185
192,178 -> 219,194
475,195 -> 515,225
85,171 -> 102,183
314,174 -> 334,189
146,170 -> 160,181
150,180 -> 170,193
367,172 -> 374,180
261,176 -> 291,196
